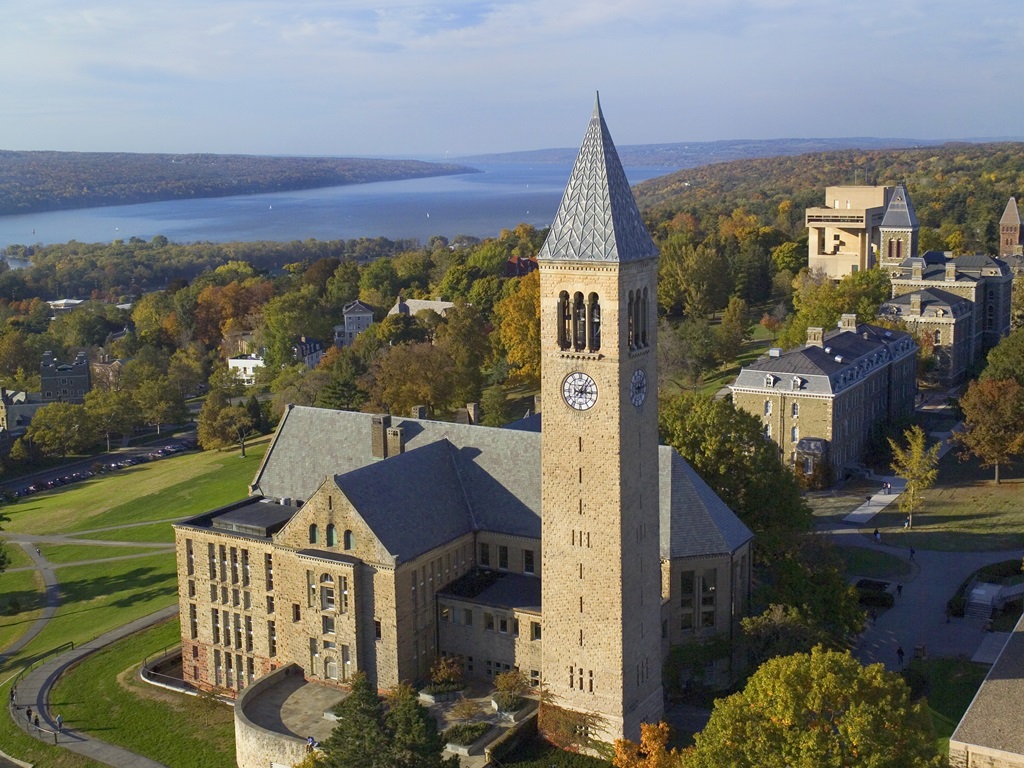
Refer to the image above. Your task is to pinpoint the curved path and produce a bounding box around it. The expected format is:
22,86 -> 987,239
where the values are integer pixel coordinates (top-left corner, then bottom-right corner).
3,523 -> 181,767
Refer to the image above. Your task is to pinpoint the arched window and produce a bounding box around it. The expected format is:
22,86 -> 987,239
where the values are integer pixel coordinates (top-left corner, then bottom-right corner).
791,426 -> 799,442
896,239 -> 902,261
343,529 -> 354,550
888,239 -> 894,261
325,658 -> 338,680
587,293 -> 601,351
557,291 -> 571,350
633,291 -> 643,349
933,330 -> 941,345
791,402 -> 799,417
627,291 -> 635,349
573,292 -> 586,351
326,524 -> 337,547
764,400 -> 772,416
309,524 -> 318,545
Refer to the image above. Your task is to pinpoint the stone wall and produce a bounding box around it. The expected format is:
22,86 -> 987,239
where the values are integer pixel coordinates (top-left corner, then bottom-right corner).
235,664 -> 308,768
949,741 -> 1024,768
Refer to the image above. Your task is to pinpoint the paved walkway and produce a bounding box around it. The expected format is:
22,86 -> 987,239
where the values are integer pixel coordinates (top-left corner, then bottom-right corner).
11,604 -> 179,767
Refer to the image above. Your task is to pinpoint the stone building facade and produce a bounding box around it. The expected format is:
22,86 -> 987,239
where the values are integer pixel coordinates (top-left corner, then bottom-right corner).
731,316 -> 917,478
40,350 -> 90,403
805,186 -> 894,278
174,100 -> 753,752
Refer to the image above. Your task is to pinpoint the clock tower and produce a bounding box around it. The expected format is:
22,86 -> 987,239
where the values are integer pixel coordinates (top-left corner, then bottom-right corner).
538,95 -> 663,743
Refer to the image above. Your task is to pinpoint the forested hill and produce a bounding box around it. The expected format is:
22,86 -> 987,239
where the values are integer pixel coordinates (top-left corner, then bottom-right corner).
634,141 -> 1024,244
0,151 -> 477,216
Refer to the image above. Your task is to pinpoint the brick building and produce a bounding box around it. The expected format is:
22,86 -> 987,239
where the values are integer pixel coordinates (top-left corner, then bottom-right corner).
174,98 -> 753,747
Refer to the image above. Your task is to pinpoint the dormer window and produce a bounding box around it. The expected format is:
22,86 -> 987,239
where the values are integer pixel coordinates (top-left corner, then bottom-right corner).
764,374 -> 776,388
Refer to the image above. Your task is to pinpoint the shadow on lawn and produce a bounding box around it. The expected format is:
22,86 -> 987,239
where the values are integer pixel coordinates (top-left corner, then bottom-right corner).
57,566 -> 177,612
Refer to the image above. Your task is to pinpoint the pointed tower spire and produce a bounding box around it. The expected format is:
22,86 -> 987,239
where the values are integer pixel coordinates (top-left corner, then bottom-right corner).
881,183 -> 919,229
1000,196 -> 1021,226
537,96 -> 657,263
999,196 -> 1022,257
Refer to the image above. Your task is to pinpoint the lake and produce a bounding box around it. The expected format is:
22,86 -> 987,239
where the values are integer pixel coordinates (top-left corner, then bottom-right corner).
0,163 -> 670,250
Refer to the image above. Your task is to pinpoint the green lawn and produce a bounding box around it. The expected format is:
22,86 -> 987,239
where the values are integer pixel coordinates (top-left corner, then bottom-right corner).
906,658 -> 988,758
40,543 -> 170,565
2,440 -> 268,535
837,547 -> 912,579
0,568 -> 44,653
805,480 -> 878,522
51,619 -> 236,768
2,541 -> 35,569
70,522 -> 177,544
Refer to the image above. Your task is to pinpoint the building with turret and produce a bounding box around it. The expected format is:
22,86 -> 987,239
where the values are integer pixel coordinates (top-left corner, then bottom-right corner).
173,99 -> 753,760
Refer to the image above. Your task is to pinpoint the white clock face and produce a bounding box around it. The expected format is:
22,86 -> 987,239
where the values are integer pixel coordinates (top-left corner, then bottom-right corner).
562,371 -> 598,411
630,368 -> 648,407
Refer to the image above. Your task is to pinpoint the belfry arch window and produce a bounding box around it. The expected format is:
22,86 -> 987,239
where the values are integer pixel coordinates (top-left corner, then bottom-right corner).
640,288 -> 649,347
627,291 -> 636,349
557,291 -> 571,350
573,292 -> 587,351
587,293 -> 601,351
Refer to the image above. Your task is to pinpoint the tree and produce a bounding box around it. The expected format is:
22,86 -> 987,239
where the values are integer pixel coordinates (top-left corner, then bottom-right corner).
770,241 -> 806,274
680,647 -> 942,768
955,378 -> 1024,483
741,604 -> 834,669
215,406 -> 257,457
480,385 -> 515,427
614,722 -> 680,768
85,388 -> 142,450
27,402 -> 96,457
981,327 -> 1024,386
888,425 -> 941,527
363,344 -> 455,416
492,271 -> 540,387
435,301 -> 489,406
658,318 -> 717,389
134,377 -> 188,434
319,673 -> 391,768
713,296 -> 750,364
385,683 -> 459,768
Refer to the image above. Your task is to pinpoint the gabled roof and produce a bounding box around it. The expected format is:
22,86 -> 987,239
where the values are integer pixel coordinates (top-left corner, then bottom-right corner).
333,440 -> 475,561
247,405 -> 747,565
881,287 -> 971,317
537,94 -> 658,264
343,300 -> 374,315
659,449 -> 752,559
1000,197 -> 1021,226
880,183 -> 919,229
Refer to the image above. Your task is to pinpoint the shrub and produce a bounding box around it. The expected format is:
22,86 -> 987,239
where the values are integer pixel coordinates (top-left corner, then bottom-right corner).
947,594 -> 966,618
857,589 -> 894,608
443,721 -> 491,746
494,669 -> 530,712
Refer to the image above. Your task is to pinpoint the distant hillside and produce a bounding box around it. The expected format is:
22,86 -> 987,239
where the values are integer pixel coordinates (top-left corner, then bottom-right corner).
632,141 -> 1024,253
458,137 -> 947,169
0,151 -> 477,216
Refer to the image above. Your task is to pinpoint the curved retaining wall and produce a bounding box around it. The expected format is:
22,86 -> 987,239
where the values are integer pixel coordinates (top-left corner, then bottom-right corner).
234,664 -> 308,768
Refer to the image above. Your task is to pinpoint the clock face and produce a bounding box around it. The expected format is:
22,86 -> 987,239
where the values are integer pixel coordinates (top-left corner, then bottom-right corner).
562,371 -> 598,411
630,368 -> 648,407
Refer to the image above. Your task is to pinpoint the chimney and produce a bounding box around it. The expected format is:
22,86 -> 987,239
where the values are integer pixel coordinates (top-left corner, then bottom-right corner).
806,327 -> 824,348
386,426 -> 405,457
466,403 -> 480,425
411,405 -> 427,420
839,314 -> 858,332
371,414 -> 391,459
910,293 -> 922,314
945,261 -> 957,282
912,260 -> 923,280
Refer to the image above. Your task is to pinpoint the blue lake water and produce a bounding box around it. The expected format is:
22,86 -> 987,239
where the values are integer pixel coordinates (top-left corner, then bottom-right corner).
0,163 -> 669,250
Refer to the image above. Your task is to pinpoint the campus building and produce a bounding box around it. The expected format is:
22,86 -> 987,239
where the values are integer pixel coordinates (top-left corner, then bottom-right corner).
805,186 -> 895,278
173,98 -> 754,747
40,350 -> 90,403
730,316 -> 917,480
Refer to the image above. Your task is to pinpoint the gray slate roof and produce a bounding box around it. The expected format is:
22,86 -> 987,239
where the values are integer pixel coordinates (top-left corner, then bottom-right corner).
537,94 -> 658,264
249,405 -> 748,564
880,287 -> 971,317
732,323 -> 915,396
880,183 -> 918,229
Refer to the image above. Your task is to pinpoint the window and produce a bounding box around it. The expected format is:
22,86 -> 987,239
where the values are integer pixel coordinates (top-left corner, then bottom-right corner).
321,574 -> 335,611
791,402 -> 799,417
791,426 -> 798,442
557,291 -> 571,350
189,604 -> 198,639
186,539 -> 194,575
339,575 -> 349,613
479,543 -> 490,567
588,292 -> 601,351
499,617 -> 508,634
323,615 -> 335,635
573,292 -> 586,351
309,524 -> 318,544
265,554 -> 274,590
463,608 -> 473,626
267,596 -> 275,614
764,399 -> 772,416
523,549 -> 535,575
531,621 -> 541,641
326,524 -> 337,547
440,605 -> 450,622
245,616 -> 253,651
498,545 -> 508,570
484,613 -> 495,632
701,569 -> 717,629
374,619 -> 382,640
292,604 -> 301,622
268,621 -> 277,656
344,529 -> 354,550
211,609 -> 220,643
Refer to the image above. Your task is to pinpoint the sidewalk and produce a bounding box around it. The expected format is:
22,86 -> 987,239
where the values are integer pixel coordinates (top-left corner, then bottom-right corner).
10,605 -> 179,768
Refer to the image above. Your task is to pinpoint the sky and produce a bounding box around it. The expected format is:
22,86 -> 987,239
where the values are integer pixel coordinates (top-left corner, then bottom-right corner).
2,0 -> 1023,158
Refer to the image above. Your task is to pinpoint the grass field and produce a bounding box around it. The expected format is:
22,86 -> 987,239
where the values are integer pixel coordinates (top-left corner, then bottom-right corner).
2,440 -> 269,536
40,543 -> 170,564
906,657 -> 989,758
0,440 -> 268,767
51,619 -> 236,768
3,541 -> 35,570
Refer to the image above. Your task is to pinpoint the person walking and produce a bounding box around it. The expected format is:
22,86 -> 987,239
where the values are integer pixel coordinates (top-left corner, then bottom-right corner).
56,713 -> 63,732
874,528 -> 881,543
897,582 -> 903,597
897,645 -> 906,668
909,546 -> 916,561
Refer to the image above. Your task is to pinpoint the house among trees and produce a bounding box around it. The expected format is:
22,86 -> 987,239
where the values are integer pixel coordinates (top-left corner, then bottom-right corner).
174,98 -> 754,766
333,300 -> 375,347
40,350 -> 91,403
388,296 -> 455,319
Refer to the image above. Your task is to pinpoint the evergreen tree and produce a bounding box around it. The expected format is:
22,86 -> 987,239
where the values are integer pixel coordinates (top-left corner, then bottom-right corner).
386,684 -> 458,768
320,674 -> 391,768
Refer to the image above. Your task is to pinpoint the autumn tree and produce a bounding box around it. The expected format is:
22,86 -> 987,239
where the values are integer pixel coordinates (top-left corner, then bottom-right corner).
363,343 -> 456,416
679,647 -> 942,768
888,425 -> 941,527
134,377 -> 188,434
492,271 -> 541,387
27,402 -> 96,457
981,326 -> 1024,385
955,377 -> 1024,483
85,388 -> 142,450
614,722 -> 680,768
435,301 -> 489,406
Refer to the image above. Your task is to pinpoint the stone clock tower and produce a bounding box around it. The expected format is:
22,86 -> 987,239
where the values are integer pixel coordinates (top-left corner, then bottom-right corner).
538,95 -> 664,743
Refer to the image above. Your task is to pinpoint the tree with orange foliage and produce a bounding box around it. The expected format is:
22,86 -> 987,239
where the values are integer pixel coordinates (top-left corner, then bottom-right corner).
614,722 -> 681,768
